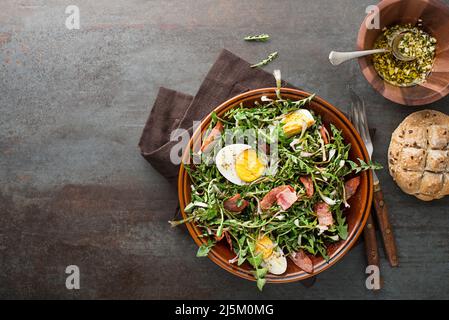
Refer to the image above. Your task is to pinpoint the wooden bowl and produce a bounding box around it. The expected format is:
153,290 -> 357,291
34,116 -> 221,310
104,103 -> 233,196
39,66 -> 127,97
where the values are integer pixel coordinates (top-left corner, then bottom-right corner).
178,88 -> 373,283
357,0 -> 449,106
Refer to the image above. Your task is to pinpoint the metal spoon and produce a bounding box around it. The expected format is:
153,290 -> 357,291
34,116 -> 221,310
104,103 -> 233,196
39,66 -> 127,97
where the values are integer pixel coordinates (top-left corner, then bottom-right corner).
329,32 -> 416,66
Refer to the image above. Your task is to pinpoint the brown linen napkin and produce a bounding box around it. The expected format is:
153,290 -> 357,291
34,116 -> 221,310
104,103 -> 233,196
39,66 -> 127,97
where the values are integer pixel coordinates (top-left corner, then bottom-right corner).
139,49 -> 293,186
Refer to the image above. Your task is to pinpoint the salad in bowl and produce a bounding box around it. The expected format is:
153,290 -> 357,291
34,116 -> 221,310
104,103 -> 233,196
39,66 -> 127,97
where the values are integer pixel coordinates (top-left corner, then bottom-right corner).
173,71 -> 378,290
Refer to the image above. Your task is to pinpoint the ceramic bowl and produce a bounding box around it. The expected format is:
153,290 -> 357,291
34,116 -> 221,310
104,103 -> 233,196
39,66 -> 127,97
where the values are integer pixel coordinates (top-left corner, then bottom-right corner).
178,88 -> 373,283
357,0 -> 449,106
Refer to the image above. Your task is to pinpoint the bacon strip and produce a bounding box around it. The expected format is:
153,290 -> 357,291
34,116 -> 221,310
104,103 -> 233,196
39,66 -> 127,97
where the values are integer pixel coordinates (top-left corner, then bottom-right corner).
276,188 -> 298,210
299,176 -> 314,197
260,185 -> 295,210
223,194 -> 248,213
344,176 -> 361,200
260,186 -> 290,210
319,125 -> 329,145
314,202 -> 334,227
200,121 -> 224,153
259,185 -> 298,211
290,249 -> 314,273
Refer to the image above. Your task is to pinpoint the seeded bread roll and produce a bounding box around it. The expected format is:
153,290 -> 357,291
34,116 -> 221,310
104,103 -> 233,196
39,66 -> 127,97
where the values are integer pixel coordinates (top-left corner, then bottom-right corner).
388,110 -> 449,201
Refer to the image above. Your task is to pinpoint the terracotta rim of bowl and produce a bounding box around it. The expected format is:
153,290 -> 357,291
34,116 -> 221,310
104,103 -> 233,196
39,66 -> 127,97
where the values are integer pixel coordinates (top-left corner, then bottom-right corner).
178,88 -> 373,283
357,0 -> 449,106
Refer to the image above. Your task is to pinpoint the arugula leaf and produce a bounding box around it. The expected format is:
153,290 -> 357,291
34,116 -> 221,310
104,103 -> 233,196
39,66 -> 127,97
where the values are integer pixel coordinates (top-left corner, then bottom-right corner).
257,278 -> 266,291
238,255 -> 246,266
244,34 -> 270,42
317,243 -> 329,261
196,241 -> 215,257
216,223 -> 224,238
251,52 -> 278,68
184,202 -> 195,213
185,202 -> 208,213
256,267 -> 268,279
347,159 -> 383,174
247,253 -> 263,268
335,208 -> 348,240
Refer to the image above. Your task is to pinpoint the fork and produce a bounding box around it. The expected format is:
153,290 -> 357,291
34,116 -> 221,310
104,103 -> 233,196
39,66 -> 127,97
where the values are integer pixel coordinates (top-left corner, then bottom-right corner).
348,95 -> 381,279
349,87 -> 399,268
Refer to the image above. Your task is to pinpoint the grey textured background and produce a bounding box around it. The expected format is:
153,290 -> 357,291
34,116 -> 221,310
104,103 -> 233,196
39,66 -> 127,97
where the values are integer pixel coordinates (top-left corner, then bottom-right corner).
1,0 -> 448,299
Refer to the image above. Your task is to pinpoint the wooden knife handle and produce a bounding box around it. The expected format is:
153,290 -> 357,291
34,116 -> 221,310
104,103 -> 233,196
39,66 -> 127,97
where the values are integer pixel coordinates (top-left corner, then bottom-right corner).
363,214 -> 380,268
373,184 -> 399,267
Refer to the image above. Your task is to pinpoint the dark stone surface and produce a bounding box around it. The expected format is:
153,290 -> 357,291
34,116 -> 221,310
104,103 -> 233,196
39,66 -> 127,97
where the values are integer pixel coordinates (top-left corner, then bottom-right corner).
1,0 -> 448,299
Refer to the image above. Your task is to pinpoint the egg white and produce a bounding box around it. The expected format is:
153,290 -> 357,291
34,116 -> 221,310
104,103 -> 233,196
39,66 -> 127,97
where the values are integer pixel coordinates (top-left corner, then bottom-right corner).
215,144 -> 252,185
288,109 -> 315,127
262,247 -> 287,275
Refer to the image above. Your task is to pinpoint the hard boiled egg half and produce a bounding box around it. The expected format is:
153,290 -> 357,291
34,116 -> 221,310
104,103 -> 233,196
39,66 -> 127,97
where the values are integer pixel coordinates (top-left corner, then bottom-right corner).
255,235 -> 287,275
281,109 -> 315,138
215,144 -> 266,185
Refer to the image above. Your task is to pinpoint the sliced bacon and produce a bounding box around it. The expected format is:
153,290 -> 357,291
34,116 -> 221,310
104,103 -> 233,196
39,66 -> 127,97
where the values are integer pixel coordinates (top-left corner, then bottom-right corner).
260,186 -> 290,210
223,194 -> 248,213
299,176 -> 314,197
344,176 -> 361,200
319,125 -> 329,145
200,121 -> 224,153
290,249 -> 314,273
260,185 -> 295,210
314,202 -> 334,227
276,188 -> 298,210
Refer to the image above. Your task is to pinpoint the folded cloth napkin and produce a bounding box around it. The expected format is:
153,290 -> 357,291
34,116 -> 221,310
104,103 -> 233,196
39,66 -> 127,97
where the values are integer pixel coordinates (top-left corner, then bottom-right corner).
138,49 -> 293,186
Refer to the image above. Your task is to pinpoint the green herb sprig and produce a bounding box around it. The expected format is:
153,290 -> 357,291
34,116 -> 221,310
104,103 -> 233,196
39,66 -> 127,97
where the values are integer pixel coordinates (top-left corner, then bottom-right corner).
251,52 -> 278,68
244,34 -> 270,42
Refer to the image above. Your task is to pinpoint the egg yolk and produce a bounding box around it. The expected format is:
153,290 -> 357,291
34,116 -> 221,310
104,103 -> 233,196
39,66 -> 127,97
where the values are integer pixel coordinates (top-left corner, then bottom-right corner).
235,149 -> 265,182
282,110 -> 315,138
255,235 -> 274,259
